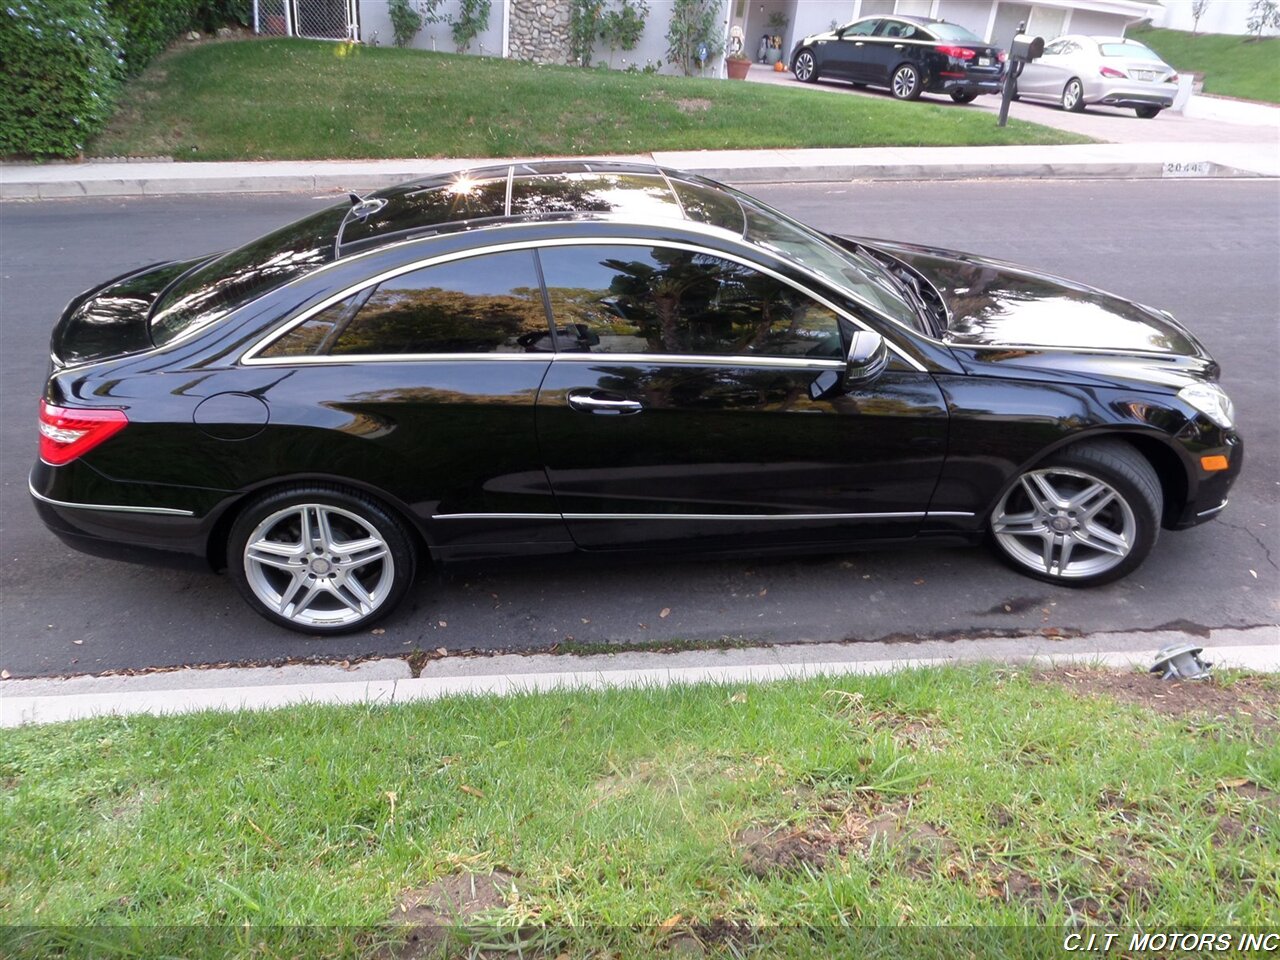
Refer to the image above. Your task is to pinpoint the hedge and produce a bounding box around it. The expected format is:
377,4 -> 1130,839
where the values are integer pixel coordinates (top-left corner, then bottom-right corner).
1,1 -> 125,158
2,0 -> 249,158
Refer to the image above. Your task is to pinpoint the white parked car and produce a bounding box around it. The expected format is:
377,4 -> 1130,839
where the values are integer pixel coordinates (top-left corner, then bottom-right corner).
1013,35 -> 1178,118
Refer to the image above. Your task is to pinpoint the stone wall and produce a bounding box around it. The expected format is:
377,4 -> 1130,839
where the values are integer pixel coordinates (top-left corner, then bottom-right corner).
509,0 -> 574,64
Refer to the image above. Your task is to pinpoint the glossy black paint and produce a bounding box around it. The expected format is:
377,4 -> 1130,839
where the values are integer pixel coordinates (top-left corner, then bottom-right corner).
31,165 -> 1242,581
792,15 -> 1005,98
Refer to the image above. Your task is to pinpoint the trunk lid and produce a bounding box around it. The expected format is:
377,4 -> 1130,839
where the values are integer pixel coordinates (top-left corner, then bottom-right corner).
51,258 -> 205,367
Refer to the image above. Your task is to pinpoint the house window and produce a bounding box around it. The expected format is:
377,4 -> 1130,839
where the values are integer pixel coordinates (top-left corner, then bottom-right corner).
1027,6 -> 1068,42
894,0 -> 933,16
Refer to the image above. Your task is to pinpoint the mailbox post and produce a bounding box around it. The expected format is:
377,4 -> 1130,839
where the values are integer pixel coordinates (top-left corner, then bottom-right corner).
997,22 -> 1045,127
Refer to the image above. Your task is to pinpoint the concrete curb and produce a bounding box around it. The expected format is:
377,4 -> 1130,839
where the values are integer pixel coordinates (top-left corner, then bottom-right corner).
3,143 -> 1275,199
3,626 -> 1275,727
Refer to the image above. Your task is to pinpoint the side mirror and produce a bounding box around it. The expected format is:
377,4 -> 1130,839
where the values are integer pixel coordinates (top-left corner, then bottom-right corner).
1010,33 -> 1044,61
834,26 -> 846,39
844,330 -> 889,385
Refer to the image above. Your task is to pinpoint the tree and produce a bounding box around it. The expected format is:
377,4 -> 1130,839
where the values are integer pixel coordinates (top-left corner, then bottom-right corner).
665,0 -> 722,76
1190,0 -> 1211,34
1247,0 -> 1280,37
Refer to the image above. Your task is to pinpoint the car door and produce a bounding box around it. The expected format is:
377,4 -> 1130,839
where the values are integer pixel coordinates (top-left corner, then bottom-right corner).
533,241 -> 950,551
1018,38 -> 1074,98
821,18 -> 881,80
864,19 -> 920,86
247,248 -> 573,557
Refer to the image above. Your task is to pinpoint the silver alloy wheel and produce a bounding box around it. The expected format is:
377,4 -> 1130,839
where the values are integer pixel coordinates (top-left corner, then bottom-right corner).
1063,79 -> 1083,111
892,65 -> 918,98
794,51 -> 815,81
243,503 -> 395,628
990,468 -> 1136,579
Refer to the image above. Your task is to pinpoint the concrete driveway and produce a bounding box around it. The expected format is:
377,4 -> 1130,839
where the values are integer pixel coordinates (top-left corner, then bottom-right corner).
745,68 -> 1280,146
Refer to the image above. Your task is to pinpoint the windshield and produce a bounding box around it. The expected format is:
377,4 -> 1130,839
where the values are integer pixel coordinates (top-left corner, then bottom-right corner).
679,181 -> 923,332
150,204 -> 348,346
929,22 -> 984,42
1099,42 -> 1161,60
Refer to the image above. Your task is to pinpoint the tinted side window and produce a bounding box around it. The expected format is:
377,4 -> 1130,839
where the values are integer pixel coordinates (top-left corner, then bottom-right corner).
538,245 -> 844,360
260,293 -> 362,358
844,19 -> 880,36
328,251 -> 552,355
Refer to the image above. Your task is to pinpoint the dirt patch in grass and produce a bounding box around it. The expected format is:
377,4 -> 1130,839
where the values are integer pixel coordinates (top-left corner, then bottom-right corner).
737,796 -> 959,879
382,870 -> 517,959
1036,668 -> 1279,733
674,98 -> 712,113
1212,779 -> 1279,848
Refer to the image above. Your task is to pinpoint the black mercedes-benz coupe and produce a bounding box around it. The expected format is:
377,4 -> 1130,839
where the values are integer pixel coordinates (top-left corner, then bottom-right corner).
32,162 -> 1242,634
790,15 -> 1006,102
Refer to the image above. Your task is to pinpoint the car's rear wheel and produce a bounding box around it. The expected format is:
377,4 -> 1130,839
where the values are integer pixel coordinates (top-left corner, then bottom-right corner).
950,90 -> 978,104
891,64 -> 922,100
228,484 -> 416,634
1062,78 -> 1086,112
793,49 -> 818,82
1135,105 -> 1162,119
988,440 -> 1161,587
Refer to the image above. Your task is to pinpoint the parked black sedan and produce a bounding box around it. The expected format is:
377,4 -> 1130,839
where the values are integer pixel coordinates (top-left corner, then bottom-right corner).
791,15 -> 1005,102
32,162 -> 1241,634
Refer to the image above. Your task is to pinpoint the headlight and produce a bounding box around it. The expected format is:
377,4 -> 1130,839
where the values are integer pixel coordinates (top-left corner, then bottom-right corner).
1178,382 -> 1235,429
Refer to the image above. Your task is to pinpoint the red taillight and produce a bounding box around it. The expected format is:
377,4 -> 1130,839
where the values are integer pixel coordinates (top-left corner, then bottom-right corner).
1100,66 -> 1126,78
1166,72 -> 1180,83
38,400 -> 128,465
997,50 -> 1008,62
936,45 -> 976,59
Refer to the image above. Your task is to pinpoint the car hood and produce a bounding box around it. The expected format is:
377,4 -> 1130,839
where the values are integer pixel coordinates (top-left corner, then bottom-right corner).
849,237 -> 1219,389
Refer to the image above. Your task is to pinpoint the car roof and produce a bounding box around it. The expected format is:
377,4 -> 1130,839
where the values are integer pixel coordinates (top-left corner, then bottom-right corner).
335,160 -> 747,257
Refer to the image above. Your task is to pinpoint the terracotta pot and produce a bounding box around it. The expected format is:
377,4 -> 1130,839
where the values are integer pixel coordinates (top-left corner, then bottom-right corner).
726,58 -> 751,80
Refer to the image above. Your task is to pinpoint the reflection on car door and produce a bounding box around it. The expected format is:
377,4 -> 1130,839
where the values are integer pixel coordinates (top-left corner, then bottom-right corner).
533,242 -> 950,551
863,19 -> 921,87
823,18 -> 880,80
1018,38 -> 1075,98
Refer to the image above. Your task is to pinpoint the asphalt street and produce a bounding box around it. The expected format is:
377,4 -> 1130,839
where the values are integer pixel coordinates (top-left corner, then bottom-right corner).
1,179 -> 1276,677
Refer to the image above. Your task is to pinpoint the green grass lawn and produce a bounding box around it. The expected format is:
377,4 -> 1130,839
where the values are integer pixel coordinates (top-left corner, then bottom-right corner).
1130,25 -> 1280,103
87,38 -> 1088,161
2,664 -> 1276,958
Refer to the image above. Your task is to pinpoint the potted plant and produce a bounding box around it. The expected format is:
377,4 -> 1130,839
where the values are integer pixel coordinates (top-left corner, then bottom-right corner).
726,51 -> 751,79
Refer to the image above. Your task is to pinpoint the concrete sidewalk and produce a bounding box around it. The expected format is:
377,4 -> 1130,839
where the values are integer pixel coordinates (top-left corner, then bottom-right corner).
3,139 -> 1277,200
3,624 -> 1275,727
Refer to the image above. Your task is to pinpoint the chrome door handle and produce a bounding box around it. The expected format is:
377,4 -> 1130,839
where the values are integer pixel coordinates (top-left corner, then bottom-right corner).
854,41 -> 864,46
567,391 -> 643,415
893,43 -> 903,49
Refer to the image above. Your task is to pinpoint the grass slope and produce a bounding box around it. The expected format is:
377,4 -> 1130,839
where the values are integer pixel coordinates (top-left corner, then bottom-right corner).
1,665 -> 1276,958
1130,25 -> 1280,103
89,39 -> 1088,161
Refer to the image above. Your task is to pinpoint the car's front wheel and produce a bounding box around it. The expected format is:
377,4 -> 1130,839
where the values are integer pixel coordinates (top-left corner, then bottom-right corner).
793,49 -> 818,82
1062,78 -> 1086,112
891,64 -> 922,100
228,484 -> 417,634
988,440 -> 1161,586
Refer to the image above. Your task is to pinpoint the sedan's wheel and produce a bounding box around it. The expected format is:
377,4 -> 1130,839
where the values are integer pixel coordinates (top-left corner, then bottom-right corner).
891,64 -> 922,100
988,441 -> 1161,586
229,485 -> 416,634
1062,78 -> 1085,112
1135,105 -> 1162,119
793,49 -> 818,82
950,90 -> 978,104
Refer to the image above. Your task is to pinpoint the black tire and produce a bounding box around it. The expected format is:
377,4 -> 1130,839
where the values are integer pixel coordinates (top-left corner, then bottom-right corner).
950,90 -> 978,104
1062,77 -> 1086,112
987,439 -> 1162,588
793,48 -> 818,83
890,64 -> 922,100
1135,105 -> 1162,119
228,484 -> 417,635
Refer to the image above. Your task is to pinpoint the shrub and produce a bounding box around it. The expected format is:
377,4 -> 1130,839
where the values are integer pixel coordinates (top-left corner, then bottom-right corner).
107,0 -> 199,74
194,0 -> 251,31
1,0 -> 125,158
387,0 -> 421,47
451,0 -> 490,53
665,0 -> 720,75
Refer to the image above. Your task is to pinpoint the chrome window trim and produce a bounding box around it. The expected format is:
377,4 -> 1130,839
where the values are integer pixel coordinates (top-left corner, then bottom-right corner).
29,479 -> 195,517
241,236 -> 927,372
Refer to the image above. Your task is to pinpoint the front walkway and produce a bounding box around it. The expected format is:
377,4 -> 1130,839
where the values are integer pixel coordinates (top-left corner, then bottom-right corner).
743,66 -> 1280,146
